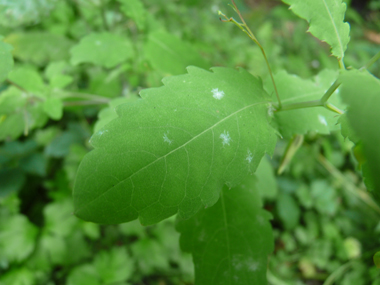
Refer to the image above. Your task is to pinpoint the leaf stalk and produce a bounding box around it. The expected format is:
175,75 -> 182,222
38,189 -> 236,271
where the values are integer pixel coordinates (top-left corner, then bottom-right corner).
219,1 -> 282,109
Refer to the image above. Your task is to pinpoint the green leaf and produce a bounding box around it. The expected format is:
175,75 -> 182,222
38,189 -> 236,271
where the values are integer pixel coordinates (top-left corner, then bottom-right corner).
176,179 -> 274,284
0,214 -> 38,263
94,247 -> 134,283
0,37 -> 14,83
282,0 -> 350,59
8,67 -> 46,96
94,97 -> 137,133
118,0 -> 147,30
66,247 -> 134,285
70,32 -> 134,68
67,264 -> 100,285
144,30 -> 209,75
374,251 -> 380,268
44,199 -> 78,237
0,267 -> 36,285
266,70 -> 343,137
43,97 -> 63,120
254,156 -> 278,199
0,87 -> 48,141
339,70 -> 380,193
74,67 -> 277,225
0,169 -> 25,197
276,193 -> 300,230
0,0 -> 57,27
5,32 -> 73,66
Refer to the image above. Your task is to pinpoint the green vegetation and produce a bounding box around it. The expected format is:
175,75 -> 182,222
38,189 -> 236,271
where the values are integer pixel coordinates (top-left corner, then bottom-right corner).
1,0 -> 380,284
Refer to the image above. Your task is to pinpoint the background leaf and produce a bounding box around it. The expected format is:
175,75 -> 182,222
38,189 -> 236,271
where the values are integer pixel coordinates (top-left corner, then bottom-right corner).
266,69 -> 343,137
74,66 -> 277,225
282,0 -> 350,59
176,178 -> 274,285
0,37 -> 13,82
5,32 -> 72,66
118,0 -> 147,30
339,70 -> 380,193
0,0 -> 58,28
144,30 -> 209,75
70,32 -> 134,68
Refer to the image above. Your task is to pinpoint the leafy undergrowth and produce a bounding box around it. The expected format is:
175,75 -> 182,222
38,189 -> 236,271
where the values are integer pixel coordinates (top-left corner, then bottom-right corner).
1,0 -> 380,284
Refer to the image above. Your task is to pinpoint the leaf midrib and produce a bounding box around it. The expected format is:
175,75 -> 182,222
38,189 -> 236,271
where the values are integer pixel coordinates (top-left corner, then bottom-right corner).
321,0 -> 344,58
76,101 -> 268,213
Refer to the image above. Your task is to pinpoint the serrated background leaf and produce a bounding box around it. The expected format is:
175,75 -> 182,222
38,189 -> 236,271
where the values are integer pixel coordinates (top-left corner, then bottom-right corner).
266,70 -> 343,137
0,87 -> 48,141
5,32 -> 72,66
339,70 -> 380,193
282,0 -> 350,59
176,178 -> 274,285
70,32 -> 134,68
144,30 -> 209,75
74,67 -> 277,225
118,0 -> 147,30
0,38 -> 13,82
0,0 -> 57,27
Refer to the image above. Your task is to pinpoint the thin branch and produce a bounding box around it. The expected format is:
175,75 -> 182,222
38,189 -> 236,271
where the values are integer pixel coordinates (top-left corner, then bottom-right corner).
320,79 -> 341,103
63,100 -> 109,106
318,154 -> 380,215
360,49 -> 380,70
219,1 -> 282,109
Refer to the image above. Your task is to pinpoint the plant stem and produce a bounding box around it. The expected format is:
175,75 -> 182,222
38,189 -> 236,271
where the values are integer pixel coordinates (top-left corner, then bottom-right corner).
325,102 -> 344,114
63,100 -> 109,106
320,79 -> 341,103
100,0 -> 110,31
277,100 -> 343,114
360,49 -> 380,70
219,1 -> 282,109
323,261 -> 353,285
58,92 -> 111,103
318,154 -> 380,215
277,99 -> 322,111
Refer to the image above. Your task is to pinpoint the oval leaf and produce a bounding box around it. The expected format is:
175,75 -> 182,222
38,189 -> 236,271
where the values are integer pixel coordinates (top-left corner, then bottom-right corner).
73,66 -> 277,225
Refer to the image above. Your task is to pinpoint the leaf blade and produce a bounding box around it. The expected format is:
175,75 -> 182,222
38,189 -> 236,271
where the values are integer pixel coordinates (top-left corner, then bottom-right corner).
73,67 -> 277,225
282,0 -> 350,59
176,178 -> 274,284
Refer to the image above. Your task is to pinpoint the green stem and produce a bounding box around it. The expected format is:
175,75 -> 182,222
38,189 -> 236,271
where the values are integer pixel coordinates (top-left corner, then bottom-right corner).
323,261 -> 352,285
360,50 -> 380,70
63,100 -> 109,106
325,102 -> 344,115
58,92 -> 111,103
100,0 -> 110,31
219,1 -> 282,109
339,58 -> 346,69
318,154 -> 380,215
320,79 -> 341,103
277,99 -> 322,111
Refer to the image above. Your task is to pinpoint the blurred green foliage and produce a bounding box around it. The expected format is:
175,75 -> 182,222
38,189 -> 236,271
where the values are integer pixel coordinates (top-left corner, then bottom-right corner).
0,0 -> 379,284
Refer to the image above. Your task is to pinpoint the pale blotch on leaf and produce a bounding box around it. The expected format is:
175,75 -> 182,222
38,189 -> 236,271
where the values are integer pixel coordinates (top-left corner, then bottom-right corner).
318,115 -> 327,126
246,149 -> 253,163
163,131 -> 172,145
219,130 -> 231,146
212,88 -> 225,100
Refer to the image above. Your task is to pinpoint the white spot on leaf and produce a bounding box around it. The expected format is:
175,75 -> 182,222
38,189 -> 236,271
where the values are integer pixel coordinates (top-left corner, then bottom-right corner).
219,131 -> 231,146
163,132 -> 172,145
267,104 -> 275,117
212,88 -> 225,100
246,149 -> 253,163
318,115 -> 327,126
